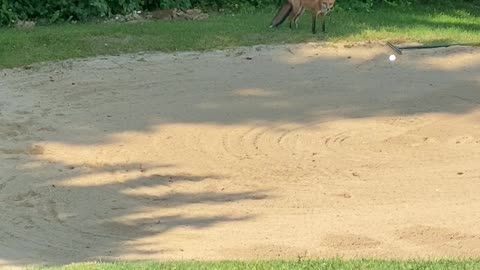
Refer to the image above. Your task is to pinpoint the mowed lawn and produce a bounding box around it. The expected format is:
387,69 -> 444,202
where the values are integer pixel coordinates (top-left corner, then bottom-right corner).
36,260 -> 480,270
1,5 -> 480,69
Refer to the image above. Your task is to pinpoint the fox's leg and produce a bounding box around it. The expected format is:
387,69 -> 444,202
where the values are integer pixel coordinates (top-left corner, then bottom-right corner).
288,9 -> 295,29
289,5 -> 302,29
293,7 -> 305,29
311,10 -> 318,34
321,13 -> 326,32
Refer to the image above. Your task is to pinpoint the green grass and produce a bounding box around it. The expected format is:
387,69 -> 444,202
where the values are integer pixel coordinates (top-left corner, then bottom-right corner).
35,260 -> 480,270
1,6 -> 480,69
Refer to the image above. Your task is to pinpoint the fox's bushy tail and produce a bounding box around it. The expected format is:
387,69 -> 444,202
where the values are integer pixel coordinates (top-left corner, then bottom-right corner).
270,3 -> 292,27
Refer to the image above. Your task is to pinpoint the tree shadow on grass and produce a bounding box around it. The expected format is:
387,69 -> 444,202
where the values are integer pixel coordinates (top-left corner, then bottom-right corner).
281,5 -> 480,44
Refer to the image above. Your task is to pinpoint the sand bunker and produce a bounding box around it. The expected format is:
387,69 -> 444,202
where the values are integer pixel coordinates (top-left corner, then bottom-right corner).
1,42 -> 480,268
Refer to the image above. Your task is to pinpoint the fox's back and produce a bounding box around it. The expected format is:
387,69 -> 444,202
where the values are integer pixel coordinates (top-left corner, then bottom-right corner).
298,0 -> 319,9
298,0 -> 335,12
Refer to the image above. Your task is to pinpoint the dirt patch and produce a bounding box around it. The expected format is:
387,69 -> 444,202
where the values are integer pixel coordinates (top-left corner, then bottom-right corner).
1,42 -> 480,267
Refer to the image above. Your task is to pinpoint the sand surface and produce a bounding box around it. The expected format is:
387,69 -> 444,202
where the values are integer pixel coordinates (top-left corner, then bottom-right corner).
1,43 -> 480,268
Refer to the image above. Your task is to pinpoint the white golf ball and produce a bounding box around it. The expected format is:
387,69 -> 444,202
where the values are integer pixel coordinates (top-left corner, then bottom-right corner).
389,54 -> 396,62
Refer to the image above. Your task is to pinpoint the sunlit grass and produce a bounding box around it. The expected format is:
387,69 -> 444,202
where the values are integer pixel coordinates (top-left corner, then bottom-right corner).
1,6 -> 479,69
35,260 -> 480,270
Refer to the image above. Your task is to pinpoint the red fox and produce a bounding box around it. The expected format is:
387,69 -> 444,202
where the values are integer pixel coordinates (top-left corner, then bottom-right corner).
270,0 -> 336,34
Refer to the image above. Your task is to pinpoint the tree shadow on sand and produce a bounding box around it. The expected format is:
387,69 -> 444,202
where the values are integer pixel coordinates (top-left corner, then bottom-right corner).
0,160 -> 267,266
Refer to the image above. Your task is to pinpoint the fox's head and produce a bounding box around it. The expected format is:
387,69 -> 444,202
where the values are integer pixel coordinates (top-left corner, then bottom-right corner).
320,0 -> 336,14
